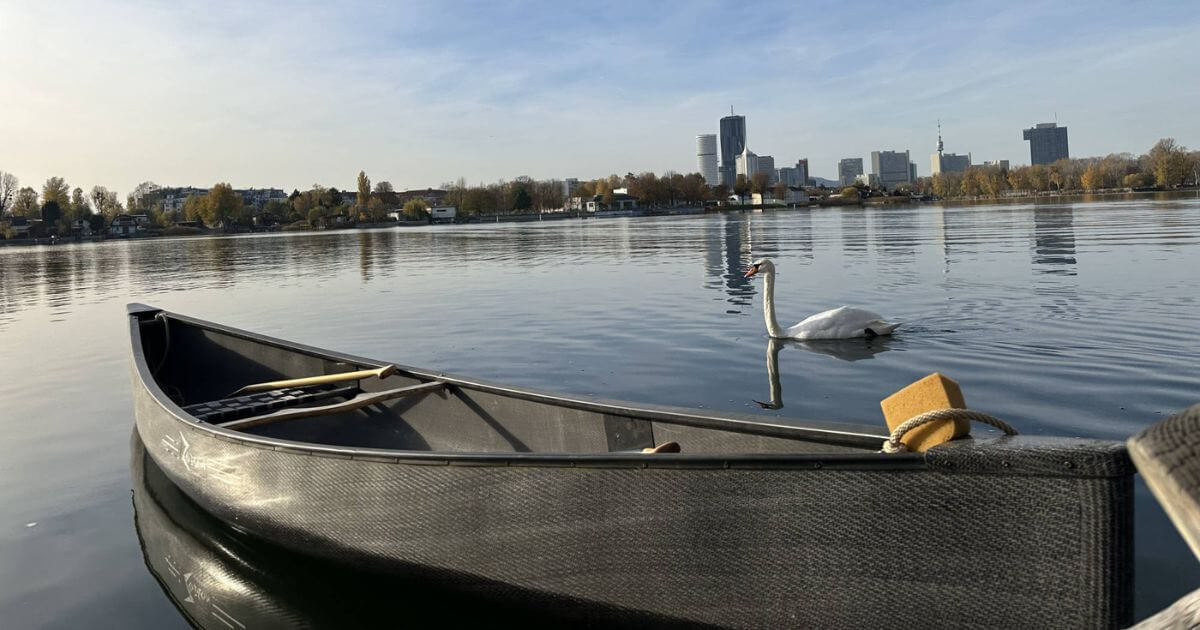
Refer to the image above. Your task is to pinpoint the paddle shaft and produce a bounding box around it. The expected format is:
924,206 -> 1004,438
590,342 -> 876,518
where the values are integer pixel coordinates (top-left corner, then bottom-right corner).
231,365 -> 397,396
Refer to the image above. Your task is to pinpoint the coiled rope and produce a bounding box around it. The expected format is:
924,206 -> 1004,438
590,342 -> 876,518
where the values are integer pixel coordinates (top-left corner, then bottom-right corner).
881,408 -> 1018,453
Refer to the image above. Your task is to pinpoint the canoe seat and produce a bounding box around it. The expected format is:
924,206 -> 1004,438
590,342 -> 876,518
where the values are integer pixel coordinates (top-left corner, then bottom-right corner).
183,386 -> 357,424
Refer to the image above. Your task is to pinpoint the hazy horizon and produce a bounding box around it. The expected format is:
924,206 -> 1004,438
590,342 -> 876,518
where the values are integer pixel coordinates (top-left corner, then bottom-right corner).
2,0 -> 1197,197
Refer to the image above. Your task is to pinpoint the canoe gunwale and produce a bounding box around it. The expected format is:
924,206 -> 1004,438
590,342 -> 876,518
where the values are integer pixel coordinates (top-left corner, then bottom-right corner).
129,304 -> 938,468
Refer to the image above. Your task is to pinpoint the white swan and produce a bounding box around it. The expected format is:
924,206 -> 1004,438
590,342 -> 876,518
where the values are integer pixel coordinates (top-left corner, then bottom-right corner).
744,258 -> 900,340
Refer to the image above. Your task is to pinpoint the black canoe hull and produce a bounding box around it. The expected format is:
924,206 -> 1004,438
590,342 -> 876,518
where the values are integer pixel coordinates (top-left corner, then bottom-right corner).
129,305 -> 1135,628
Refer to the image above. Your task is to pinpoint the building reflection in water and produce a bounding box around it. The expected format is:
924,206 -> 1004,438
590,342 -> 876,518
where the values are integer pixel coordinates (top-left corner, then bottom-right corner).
1032,205 -> 1077,275
703,214 -> 758,313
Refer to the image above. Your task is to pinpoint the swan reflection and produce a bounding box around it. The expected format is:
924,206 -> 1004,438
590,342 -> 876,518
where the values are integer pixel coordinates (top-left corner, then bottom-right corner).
753,336 -> 895,410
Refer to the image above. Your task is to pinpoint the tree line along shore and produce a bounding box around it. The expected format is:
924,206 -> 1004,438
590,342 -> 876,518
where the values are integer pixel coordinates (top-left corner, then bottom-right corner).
1,138 -> 1196,242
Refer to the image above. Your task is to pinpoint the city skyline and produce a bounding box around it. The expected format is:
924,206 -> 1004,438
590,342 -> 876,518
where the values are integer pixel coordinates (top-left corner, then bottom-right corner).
2,1 -> 1198,196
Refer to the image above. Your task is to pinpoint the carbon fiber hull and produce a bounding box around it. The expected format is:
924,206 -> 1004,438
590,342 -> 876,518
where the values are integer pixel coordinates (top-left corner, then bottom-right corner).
129,304 -> 1134,628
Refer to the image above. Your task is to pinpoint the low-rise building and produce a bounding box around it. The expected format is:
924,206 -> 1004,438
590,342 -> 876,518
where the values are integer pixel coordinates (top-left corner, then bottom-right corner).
430,206 -> 457,223
240,188 -> 287,209
585,193 -> 638,212
931,153 -> 971,175
855,173 -> 881,188
751,187 -> 809,205
109,214 -> 147,236
1,216 -> 38,239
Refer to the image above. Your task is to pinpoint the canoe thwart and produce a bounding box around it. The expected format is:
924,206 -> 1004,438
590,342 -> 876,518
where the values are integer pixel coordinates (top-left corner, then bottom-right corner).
219,380 -> 448,431
229,365 -> 398,397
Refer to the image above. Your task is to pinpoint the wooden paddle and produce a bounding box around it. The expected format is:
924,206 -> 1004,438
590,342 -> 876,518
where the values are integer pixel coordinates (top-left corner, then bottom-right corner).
229,364 -> 398,396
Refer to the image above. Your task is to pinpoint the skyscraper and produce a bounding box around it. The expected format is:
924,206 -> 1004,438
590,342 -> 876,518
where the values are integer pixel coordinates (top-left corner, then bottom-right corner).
871,150 -> 913,189
719,111 -> 746,186
777,167 -> 801,187
1023,122 -> 1069,165
838,158 -> 863,186
795,159 -> 810,186
696,134 -> 719,184
757,155 -> 775,184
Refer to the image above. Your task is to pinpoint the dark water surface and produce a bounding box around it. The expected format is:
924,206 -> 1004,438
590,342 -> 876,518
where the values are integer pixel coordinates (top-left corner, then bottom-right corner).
2,200 -> 1199,627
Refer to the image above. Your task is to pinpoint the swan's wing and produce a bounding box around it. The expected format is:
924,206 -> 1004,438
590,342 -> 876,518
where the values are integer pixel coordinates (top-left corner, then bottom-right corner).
787,306 -> 900,340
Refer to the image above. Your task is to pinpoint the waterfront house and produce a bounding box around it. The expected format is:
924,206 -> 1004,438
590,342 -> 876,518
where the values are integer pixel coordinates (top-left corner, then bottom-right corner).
751,188 -> 809,206
109,214 -> 150,236
1,216 -> 38,239
585,193 -> 639,212
430,206 -> 457,224
70,219 -> 92,237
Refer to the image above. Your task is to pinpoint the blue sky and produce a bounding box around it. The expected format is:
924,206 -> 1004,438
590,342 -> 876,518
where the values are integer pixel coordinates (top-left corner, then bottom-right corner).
1,0 -> 1197,195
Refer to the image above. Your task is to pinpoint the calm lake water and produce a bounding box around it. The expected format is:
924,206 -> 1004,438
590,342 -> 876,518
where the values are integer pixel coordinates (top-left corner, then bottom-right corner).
2,198 -> 1199,627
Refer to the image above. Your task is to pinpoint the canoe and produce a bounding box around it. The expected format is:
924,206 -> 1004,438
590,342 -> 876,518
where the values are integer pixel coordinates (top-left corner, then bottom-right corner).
127,304 -> 1134,628
132,430 -> 689,628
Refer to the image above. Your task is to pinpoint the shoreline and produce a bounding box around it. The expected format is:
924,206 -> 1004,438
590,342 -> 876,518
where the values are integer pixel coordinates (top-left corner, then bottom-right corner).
2,188 -> 1197,248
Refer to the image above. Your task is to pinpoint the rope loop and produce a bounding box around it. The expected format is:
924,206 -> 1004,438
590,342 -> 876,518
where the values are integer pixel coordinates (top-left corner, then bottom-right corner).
881,408 -> 1018,453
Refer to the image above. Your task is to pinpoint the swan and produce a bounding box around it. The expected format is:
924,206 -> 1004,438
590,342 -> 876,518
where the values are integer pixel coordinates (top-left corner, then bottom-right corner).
744,258 -> 900,340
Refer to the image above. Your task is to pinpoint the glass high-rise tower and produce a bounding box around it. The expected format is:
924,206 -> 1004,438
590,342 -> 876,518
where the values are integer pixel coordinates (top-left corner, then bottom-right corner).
719,113 -> 746,186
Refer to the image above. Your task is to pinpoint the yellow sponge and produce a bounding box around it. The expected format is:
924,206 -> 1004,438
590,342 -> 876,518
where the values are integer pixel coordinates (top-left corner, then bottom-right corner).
880,373 -> 970,452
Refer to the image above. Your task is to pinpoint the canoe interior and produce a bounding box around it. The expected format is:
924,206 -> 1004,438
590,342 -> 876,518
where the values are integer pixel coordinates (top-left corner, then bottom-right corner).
137,311 -> 885,455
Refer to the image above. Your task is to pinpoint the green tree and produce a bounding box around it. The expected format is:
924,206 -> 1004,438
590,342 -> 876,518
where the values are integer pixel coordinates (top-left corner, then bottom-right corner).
356,171 -> 370,209
41,200 -> 63,227
1149,138 -> 1189,187
41,176 -> 70,208
1123,172 -> 1154,188
203,182 -> 244,227
70,187 -> 90,220
840,187 -> 861,200
1007,167 -> 1031,192
91,186 -> 123,220
513,186 -> 532,211
366,196 -> 386,221
1081,165 -> 1101,191
263,199 -> 289,218
402,198 -> 427,220
183,195 -> 207,222
374,181 -> 394,194
12,187 -> 39,217
1028,165 -> 1049,192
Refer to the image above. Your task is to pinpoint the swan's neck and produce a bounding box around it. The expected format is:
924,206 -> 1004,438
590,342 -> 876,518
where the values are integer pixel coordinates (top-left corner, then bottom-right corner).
762,269 -> 786,338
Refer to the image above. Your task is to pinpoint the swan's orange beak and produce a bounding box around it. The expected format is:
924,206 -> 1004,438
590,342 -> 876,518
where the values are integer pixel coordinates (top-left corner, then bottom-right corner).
744,265 -> 759,278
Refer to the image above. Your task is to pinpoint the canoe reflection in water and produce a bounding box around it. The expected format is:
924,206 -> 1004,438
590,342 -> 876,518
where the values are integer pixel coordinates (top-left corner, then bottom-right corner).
131,431 -> 702,629
754,337 -> 894,410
